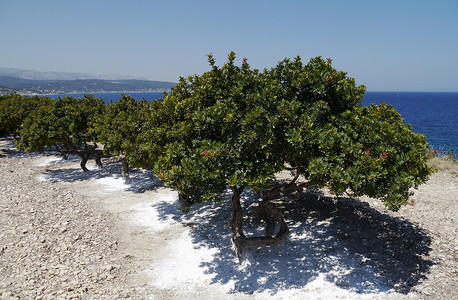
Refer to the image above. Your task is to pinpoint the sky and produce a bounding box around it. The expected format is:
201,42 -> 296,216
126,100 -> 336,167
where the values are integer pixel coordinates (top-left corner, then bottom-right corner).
1,0 -> 457,91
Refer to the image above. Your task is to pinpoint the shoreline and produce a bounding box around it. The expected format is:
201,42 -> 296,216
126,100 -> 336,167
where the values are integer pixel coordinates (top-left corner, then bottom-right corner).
15,90 -> 170,96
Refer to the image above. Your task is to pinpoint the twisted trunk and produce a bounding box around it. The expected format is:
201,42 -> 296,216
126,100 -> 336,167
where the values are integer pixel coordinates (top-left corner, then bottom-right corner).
255,201 -> 276,236
78,143 -> 100,172
53,142 -> 102,172
243,200 -> 289,249
230,170 -> 313,262
230,186 -> 290,262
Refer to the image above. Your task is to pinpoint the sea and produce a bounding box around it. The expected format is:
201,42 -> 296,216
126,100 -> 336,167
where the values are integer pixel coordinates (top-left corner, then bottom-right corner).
48,91 -> 458,158
362,92 -> 457,158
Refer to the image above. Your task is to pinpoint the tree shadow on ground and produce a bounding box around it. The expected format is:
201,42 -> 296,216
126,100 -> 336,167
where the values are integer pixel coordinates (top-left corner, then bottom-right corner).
0,138 -> 45,159
155,187 -> 433,295
42,161 -> 163,193
0,138 -> 163,193
2,138 -> 433,295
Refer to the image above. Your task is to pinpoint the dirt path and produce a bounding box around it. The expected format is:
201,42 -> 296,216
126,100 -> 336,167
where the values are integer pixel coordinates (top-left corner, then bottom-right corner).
1,138 -> 457,299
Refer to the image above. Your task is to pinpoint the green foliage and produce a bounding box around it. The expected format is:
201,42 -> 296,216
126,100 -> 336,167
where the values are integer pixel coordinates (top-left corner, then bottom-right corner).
306,104 -> 431,210
17,94 -> 105,170
94,94 -> 153,165
141,52 -> 432,212
0,94 -> 51,138
140,52 -> 282,209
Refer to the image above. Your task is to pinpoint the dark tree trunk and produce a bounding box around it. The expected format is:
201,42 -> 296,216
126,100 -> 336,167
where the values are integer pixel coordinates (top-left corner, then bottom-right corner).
80,155 -> 89,172
95,150 -> 103,168
230,171 -> 314,262
231,186 -> 248,261
121,156 -> 130,181
243,200 -> 289,249
256,201 -> 276,236
230,186 -> 290,263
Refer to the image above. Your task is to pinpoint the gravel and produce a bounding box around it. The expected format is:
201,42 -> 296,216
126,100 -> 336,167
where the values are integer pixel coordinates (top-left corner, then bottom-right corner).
0,144 -> 142,299
1,138 -> 457,299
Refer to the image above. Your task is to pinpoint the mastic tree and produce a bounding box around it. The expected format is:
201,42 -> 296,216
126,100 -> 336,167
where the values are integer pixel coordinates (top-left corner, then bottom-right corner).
17,94 -> 106,171
0,94 -> 51,138
140,53 -> 432,261
94,94 -> 153,180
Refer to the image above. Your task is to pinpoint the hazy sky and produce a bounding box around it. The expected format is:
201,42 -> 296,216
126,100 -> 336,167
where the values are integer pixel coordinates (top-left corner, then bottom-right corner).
1,0 -> 457,91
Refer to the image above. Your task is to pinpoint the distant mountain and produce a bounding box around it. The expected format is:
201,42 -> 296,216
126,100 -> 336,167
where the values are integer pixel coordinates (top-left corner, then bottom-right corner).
0,76 -> 176,95
0,67 -> 176,94
0,67 -> 147,81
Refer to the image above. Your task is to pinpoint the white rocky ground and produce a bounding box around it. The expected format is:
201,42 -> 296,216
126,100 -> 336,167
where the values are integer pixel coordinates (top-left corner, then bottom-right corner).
0,138 -> 456,299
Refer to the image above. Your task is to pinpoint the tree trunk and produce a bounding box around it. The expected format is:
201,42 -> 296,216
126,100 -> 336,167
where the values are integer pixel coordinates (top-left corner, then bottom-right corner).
230,186 -> 290,263
121,156 -> 130,181
243,200 -> 289,248
231,186 -> 248,262
256,201 -> 276,236
80,155 -> 89,172
95,150 -> 103,168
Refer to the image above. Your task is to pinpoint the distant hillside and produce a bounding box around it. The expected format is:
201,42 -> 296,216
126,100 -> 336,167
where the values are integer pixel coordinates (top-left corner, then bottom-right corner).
0,67 -> 147,81
0,76 -> 176,95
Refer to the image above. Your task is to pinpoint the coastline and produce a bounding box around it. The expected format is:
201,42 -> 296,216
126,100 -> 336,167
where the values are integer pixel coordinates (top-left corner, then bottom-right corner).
16,90 -> 170,96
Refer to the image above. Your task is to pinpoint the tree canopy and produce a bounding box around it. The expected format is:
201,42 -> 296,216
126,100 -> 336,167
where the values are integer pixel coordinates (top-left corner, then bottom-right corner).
94,94 -> 153,179
138,52 -> 432,260
0,94 -> 51,138
17,94 -> 105,171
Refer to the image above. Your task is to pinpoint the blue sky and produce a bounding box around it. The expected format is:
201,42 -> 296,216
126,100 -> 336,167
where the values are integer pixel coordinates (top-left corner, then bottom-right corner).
1,0 -> 457,91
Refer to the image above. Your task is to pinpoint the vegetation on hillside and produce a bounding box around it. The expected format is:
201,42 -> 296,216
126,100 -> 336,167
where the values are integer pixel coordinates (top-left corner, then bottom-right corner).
0,76 -> 175,95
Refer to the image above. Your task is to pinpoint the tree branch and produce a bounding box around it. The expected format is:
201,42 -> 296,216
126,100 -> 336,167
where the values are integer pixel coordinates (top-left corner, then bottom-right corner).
243,200 -> 289,248
260,169 -> 313,200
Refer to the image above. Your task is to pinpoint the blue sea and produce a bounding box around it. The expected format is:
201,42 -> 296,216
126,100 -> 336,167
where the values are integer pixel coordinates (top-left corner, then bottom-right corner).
363,92 -> 457,157
49,91 -> 458,157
